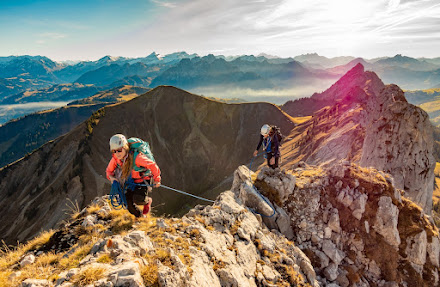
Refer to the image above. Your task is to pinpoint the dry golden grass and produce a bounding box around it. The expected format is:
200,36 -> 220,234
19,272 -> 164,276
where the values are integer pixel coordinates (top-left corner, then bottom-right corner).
0,229 -> 54,271
212,257 -> 226,271
109,212 -> 134,234
291,116 -> 312,124
141,257 -> 159,287
58,242 -> 94,270
433,162 -> 440,206
0,271 -> 12,287
230,219 -> 241,235
86,204 -> 102,214
97,254 -> 113,264
70,266 -> 106,286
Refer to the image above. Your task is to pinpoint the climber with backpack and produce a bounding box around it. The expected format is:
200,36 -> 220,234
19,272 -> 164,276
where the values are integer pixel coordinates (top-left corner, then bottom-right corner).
106,134 -> 161,217
253,124 -> 282,169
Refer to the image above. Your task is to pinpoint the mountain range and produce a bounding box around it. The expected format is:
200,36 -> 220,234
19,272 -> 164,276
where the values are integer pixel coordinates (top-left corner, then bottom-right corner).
2,52 -> 440,109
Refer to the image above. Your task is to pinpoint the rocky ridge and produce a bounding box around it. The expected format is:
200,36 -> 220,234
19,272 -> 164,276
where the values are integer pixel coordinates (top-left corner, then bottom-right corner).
5,189 -> 318,287
4,160 -> 439,287
234,162 -> 439,286
281,64 -> 435,215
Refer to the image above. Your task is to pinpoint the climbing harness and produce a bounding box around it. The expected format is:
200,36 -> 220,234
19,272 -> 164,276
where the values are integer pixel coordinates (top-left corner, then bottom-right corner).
247,152 -> 276,218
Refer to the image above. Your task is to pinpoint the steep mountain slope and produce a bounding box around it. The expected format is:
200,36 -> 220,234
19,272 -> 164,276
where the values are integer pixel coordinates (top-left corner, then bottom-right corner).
282,63 -> 384,117
0,86 -> 295,245
281,64 -> 435,214
0,86 -> 149,168
68,85 -> 149,105
405,88 -> 440,106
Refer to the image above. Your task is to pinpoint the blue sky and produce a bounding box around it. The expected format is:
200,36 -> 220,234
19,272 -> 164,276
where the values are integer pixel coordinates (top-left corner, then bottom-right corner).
1,0 -> 439,61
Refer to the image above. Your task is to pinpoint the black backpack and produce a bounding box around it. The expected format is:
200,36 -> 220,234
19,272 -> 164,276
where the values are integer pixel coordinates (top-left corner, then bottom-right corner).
270,125 -> 283,144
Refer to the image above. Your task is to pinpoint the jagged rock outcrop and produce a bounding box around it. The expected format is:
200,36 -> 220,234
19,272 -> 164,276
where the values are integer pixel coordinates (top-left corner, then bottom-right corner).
234,163 -> 440,287
8,190 -> 319,287
360,84 -> 435,214
281,64 -> 435,215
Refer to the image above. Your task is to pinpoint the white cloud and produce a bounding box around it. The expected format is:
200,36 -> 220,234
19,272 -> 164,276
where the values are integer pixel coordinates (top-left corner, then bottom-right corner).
151,0 -> 177,8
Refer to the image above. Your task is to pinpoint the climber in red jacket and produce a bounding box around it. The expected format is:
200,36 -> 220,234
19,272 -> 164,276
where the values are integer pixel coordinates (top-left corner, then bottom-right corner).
106,134 -> 161,217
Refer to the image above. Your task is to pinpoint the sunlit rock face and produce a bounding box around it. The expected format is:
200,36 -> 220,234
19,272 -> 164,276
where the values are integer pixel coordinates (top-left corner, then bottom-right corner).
281,64 -> 435,215
235,163 -> 440,287
360,84 -> 435,214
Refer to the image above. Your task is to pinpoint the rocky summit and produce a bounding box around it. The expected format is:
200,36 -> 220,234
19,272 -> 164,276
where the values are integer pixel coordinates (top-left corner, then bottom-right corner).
281,64 -> 435,215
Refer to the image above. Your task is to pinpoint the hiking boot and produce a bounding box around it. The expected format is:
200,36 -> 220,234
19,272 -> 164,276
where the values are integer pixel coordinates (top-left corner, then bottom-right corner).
142,201 -> 151,216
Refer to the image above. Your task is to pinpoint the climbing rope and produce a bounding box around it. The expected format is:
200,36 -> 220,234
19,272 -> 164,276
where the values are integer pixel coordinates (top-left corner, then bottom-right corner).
109,152 -> 277,212
110,175 -> 215,210
160,185 -> 215,203
109,180 -> 128,209
247,152 -> 276,218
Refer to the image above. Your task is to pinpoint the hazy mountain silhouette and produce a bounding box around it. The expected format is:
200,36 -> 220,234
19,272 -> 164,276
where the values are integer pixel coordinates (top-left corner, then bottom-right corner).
150,55 -> 275,89
293,53 -> 356,69
74,62 -> 163,86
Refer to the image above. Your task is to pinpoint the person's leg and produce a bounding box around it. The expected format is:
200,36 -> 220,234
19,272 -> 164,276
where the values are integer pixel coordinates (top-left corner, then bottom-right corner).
132,186 -> 152,216
125,189 -> 142,217
267,153 -> 273,168
267,153 -> 277,169
273,156 -> 279,168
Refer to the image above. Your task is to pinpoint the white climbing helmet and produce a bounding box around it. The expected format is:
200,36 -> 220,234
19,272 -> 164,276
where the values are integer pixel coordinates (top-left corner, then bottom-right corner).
260,124 -> 271,136
109,134 -> 128,151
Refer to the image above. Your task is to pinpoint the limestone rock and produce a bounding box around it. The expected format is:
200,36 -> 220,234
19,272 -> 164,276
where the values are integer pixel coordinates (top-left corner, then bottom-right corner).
20,254 -> 35,267
427,236 -> 440,267
322,240 -> 345,265
82,214 -> 97,227
323,262 -> 339,281
232,165 -> 274,217
372,196 -> 400,249
405,230 -> 427,267
360,84 -> 435,214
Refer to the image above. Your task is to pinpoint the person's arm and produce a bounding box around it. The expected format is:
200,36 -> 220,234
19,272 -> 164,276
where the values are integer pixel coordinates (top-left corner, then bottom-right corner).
106,157 -> 118,182
254,134 -> 264,156
136,154 -> 161,187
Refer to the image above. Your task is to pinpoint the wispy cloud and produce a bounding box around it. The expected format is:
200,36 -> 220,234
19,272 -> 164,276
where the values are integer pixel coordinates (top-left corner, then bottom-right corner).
38,32 -> 67,39
151,0 -> 177,8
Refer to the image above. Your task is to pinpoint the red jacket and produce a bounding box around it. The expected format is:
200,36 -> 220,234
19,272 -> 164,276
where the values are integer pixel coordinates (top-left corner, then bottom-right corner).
106,153 -> 161,183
